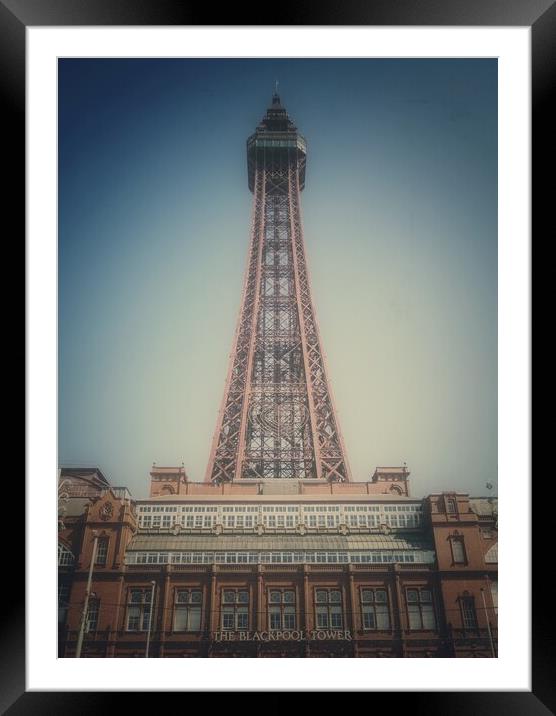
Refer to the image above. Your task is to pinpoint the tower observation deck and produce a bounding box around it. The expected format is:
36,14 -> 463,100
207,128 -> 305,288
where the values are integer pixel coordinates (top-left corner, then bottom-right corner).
206,94 -> 350,483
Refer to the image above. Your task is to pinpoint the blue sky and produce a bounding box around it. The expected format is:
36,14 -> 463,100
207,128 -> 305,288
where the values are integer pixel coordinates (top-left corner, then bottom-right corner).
58,58 -> 497,498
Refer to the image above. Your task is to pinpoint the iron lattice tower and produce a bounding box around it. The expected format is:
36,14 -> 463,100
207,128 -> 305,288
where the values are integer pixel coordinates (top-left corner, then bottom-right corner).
206,94 -> 351,483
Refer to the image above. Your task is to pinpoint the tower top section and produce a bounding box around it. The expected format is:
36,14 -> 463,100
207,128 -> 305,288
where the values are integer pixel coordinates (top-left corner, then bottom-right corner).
247,93 -> 307,192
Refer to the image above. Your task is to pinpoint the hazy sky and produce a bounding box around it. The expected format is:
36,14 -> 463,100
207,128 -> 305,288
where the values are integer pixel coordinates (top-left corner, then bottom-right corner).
58,58 -> 497,499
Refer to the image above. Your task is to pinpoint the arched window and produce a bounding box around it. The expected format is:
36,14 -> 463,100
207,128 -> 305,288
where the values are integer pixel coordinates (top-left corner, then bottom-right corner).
485,543 -> 498,564
449,533 -> 467,564
58,542 -> 75,567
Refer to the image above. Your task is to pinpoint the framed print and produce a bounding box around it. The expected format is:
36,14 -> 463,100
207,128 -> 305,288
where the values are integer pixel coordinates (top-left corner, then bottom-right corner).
9,0 -> 546,710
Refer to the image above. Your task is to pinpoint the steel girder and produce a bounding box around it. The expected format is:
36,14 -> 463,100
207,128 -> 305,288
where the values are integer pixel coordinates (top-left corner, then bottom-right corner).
206,153 -> 350,483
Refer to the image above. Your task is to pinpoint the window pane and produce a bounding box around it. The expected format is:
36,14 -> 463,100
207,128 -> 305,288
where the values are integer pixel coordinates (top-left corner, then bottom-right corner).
376,605 -> 390,630
189,608 -> 201,631
452,539 -> 465,563
330,607 -> 343,628
238,591 -> 249,604
95,540 -> 108,565
361,590 -> 373,603
408,605 -> 421,630
316,590 -> 328,604
191,591 -> 202,604
375,590 -> 387,603
174,608 -> 189,631
283,590 -> 295,604
86,601 -> 99,632
237,610 -> 249,629
490,581 -> 498,614
422,605 -> 436,630
284,608 -> 296,629
270,591 -> 282,604
223,590 -> 235,604
316,607 -> 329,628
362,606 -> 376,629
222,610 -> 234,629
461,599 -> 477,629
330,590 -> 342,604
420,590 -> 432,603
270,608 -> 281,630
407,589 -> 419,603
127,607 -> 140,630
141,607 -> 152,631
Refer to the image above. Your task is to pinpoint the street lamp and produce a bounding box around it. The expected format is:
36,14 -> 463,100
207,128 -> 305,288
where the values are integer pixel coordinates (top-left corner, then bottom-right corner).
75,530 -> 99,659
145,580 -> 156,658
480,586 -> 496,658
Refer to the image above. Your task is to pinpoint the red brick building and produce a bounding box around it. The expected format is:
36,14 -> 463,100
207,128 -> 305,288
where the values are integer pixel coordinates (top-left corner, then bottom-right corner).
58,465 -> 497,658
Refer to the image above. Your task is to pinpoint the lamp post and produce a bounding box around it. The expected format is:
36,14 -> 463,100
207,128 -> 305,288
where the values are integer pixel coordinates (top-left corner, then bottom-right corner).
145,580 -> 156,658
75,531 -> 99,659
480,587 -> 496,658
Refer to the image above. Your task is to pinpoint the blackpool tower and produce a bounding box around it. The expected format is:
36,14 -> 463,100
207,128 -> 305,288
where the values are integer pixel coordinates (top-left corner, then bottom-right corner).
206,93 -> 351,484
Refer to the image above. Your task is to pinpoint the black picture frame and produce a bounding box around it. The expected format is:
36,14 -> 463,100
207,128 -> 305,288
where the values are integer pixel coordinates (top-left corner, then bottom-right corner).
10,0 -> 545,710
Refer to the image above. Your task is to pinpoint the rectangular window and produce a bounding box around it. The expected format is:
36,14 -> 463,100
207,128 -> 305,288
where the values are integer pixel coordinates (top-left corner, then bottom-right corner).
268,589 -> 296,630
460,596 -> 478,629
406,588 -> 436,630
85,598 -> 99,633
58,543 -> 75,567
490,581 -> 498,615
221,589 -> 250,631
314,589 -> 343,630
173,589 -> 202,632
451,537 -> 466,564
126,588 -> 153,632
361,588 -> 390,630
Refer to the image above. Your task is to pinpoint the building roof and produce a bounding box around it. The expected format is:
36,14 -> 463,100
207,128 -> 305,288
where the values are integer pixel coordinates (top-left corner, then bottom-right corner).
141,493 -> 422,504
127,532 -> 433,552
469,497 -> 498,516
59,466 -> 110,487
62,498 -> 92,517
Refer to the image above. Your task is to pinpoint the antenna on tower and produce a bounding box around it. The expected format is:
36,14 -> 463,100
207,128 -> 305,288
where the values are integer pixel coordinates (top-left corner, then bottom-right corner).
274,79 -> 279,94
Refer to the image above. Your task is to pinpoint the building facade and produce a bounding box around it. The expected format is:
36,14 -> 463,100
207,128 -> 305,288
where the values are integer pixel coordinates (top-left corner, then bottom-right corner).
58,95 -> 497,658
58,466 -> 498,658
